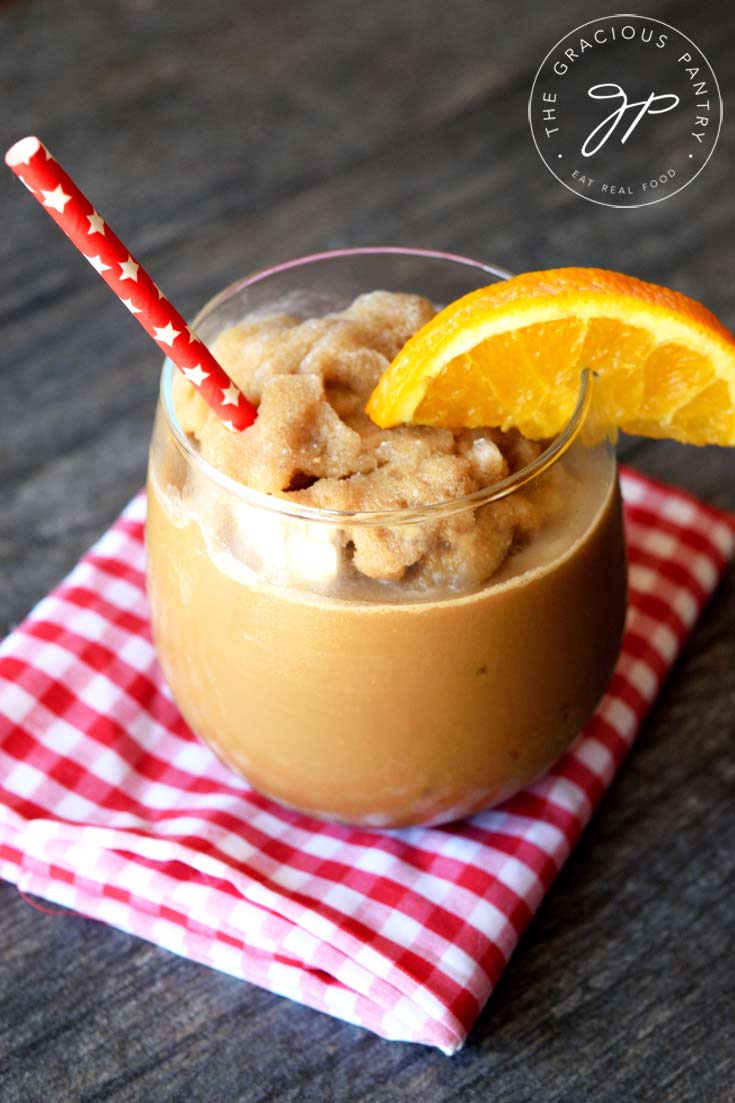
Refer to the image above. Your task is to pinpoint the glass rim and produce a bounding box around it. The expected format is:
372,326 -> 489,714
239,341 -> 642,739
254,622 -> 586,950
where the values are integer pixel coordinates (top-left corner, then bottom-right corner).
159,246 -> 593,528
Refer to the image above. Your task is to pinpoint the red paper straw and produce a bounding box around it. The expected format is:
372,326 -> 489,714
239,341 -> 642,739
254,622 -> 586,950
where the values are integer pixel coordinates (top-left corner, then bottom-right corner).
5,136 -> 256,431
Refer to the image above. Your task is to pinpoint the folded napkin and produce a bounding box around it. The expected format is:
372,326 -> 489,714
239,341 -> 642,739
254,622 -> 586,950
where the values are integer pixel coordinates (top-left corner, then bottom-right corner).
1,468 -> 733,1054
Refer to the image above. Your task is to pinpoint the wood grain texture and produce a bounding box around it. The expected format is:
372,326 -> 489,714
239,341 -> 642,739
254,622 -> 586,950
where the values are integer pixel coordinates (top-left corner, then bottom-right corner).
0,0 -> 733,1099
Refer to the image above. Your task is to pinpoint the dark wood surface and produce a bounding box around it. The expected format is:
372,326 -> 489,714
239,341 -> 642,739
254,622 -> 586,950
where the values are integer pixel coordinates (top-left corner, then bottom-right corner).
1,2 -> 734,1100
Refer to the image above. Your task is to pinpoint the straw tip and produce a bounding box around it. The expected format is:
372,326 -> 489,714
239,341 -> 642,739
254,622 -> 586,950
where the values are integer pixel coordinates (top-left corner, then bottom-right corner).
5,136 -> 43,168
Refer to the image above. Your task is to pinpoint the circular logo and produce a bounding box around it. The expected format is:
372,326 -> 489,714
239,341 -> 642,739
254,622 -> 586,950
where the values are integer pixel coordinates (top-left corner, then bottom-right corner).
528,14 -> 722,207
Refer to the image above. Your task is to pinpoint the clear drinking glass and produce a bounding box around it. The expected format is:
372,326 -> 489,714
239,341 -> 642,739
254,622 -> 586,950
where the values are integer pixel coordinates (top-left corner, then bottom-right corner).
146,248 -> 627,828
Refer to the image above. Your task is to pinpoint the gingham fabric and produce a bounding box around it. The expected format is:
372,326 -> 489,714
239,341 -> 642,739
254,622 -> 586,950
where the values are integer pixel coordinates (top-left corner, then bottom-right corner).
1,468 -> 733,1054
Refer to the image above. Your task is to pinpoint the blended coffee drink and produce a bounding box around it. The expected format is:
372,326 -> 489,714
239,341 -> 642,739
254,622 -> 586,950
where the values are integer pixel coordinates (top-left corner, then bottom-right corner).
146,249 -> 627,827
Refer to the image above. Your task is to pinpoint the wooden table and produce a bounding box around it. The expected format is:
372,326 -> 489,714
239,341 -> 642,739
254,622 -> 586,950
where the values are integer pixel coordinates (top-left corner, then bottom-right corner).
1,2 -> 733,1099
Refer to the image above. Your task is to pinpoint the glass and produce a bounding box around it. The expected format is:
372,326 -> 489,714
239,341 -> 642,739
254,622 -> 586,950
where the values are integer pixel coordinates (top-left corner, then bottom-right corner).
146,248 -> 627,827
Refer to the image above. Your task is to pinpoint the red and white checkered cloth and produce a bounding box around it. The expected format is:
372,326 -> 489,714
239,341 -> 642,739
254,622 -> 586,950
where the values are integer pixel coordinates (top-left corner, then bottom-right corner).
1,468 -> 733,1054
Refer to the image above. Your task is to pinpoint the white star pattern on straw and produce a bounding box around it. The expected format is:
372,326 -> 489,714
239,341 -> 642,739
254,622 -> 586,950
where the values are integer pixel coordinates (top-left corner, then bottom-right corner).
185,324 -> 201,343
154,283 -> 165,299
222,420 -> 237,432
153,322 -> 181,347
182,364 -> 209,387
86,211 -> 105,236
221,382 -> 240,407
119,256 -> 139,281
41,184 -> 71,213
121,298 -> 141,314
86,254 -> 111,274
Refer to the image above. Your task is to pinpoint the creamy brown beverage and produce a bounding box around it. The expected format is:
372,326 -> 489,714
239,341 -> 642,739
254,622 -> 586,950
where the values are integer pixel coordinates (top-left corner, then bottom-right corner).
146,250 -> 627,827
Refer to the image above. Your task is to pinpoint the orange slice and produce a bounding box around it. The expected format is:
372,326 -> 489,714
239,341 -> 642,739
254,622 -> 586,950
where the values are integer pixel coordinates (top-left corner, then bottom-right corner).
365,268 -> 735,445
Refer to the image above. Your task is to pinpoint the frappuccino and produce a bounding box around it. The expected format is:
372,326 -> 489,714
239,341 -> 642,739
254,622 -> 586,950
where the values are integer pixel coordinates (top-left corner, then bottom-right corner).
146,252 -> 627,827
